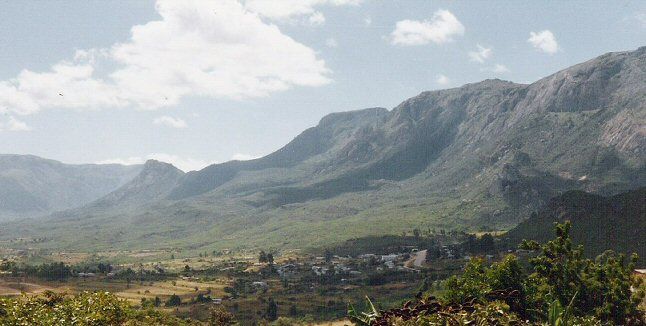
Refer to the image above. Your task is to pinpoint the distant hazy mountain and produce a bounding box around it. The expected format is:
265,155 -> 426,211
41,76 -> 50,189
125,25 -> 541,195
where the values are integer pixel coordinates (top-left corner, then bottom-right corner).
505,188 -> 645,263
75,160 -> 184,211
2,47 -> 644,252
0,155 -> 141,221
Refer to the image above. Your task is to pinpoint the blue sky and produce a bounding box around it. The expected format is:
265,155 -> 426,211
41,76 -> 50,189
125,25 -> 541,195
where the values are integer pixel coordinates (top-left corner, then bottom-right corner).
1,0 -> 644,171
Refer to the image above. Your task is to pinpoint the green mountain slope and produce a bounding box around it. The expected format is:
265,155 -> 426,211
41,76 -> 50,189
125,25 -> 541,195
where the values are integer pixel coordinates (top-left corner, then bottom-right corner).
505,188 -> 645,262
1,47 -> 644,253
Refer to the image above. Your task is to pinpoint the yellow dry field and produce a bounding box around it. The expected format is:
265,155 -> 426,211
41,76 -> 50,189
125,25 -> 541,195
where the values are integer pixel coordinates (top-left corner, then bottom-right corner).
0,279 -> 62,296
113,279 -> 228,304
471,231 -> 506,237
0,277 -> 228,305
48,252 -> 92,264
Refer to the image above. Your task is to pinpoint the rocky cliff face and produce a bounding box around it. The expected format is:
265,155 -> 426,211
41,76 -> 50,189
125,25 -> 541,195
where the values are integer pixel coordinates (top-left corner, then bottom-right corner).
167,47 -> 644,211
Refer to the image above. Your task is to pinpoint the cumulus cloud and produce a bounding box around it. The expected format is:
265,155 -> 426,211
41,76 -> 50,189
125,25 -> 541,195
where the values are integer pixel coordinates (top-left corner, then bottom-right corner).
244,0 -> 362,22
468,44 -> 492,63
97,152 -> 262,171
632,11 -> 646,29
153,115 -> 187,129
528,30 -> 559,54
0,0 -> 331,115
491,64 -> 510,73
390,10 -> 464,46
481,64 -> 510,74
97,153 -> 217,172
325,38 -> 338,48
436,74 -> 450,86
231,153 -> 260,161
308,11 -> 326,26
0,116 -> 31,131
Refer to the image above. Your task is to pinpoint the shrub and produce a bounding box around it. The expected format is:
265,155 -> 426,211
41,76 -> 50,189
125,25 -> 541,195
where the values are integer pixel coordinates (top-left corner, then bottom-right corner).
354,222 -> 645,325
0,291 -> 194,325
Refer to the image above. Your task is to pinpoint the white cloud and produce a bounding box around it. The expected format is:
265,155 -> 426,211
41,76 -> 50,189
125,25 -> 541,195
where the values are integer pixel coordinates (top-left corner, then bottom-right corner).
97,152 -> 262,171
436,74 -> 450,86
635,12 -> 646,29
325,38 -> 338,48
0,0 -> 331,115
95,157 -> 146,166
0,116 -> 31,131
468,44 -> 492,63
308,11 -> 326,26
528,30 -> 559,54
244,0 -> 362,22
364,16 -> 372,26
97,153 -> 218,172
231,153 -> 260,161
153,115 -> 187,129
390,10 -> 464,46
491,64 -> 510,73
481,63 -> 510,74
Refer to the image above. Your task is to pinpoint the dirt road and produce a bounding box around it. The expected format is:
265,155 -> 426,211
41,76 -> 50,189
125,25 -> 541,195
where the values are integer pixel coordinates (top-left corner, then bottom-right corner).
412,250 -> 427,267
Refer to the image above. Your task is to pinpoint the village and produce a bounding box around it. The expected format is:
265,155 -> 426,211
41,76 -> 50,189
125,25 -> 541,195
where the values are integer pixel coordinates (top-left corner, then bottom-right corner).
0,232 -> 545,323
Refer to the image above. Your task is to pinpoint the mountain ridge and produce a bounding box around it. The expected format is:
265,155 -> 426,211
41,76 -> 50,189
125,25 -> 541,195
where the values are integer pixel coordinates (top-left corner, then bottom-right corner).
0,154 -> 142,221
1,46 -> 644,253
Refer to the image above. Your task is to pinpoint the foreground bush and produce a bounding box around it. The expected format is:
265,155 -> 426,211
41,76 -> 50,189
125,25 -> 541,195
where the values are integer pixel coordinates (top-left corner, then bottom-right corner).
350,222 -> 645,325
0,291 -> 197,325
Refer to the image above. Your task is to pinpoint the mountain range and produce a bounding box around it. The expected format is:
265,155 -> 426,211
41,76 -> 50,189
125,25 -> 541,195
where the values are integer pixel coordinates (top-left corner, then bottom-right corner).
1,47 -> 644,254
0,155 -> 141,221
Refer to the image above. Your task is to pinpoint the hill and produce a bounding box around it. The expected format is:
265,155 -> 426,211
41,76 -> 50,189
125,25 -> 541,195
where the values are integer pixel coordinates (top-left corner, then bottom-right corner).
1,46 -> 644,253
505,187 -> 645,262
86,160 -> 184,211
0,155 -> 141,221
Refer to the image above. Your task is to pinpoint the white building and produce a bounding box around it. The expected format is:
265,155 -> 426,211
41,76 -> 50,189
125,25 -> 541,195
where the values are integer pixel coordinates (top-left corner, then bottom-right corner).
381,254 -> 399,262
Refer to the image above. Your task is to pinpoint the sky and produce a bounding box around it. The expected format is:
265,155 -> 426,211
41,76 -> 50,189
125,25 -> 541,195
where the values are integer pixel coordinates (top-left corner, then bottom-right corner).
0,1 -> 644,172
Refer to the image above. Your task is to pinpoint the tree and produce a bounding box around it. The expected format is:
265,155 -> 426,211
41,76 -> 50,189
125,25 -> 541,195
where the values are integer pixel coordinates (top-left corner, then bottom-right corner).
324,249 -> 333,263
266,298 -> 278,321
0,292 -> 190,325
154,296 -> 161,307
465,233 -> 495,254
479,233 -> 495,253
267,253 -> 274,265
444,222 -> 644,324
520,222 -> 645,324
426,245 -> 441,261
166,294 -> 181,307
289,304 -> 298,316
195,293 -> 211,303
259,250 -> 268,263
418,277 -> 432,294
209,307 -> 235,325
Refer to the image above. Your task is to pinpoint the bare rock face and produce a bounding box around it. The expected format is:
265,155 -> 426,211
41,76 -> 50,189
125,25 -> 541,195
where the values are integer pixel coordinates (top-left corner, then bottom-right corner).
601,109 -> 645,154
